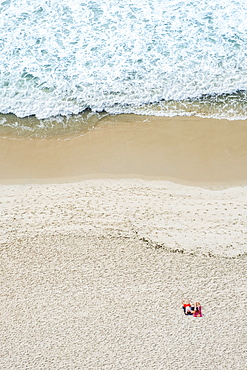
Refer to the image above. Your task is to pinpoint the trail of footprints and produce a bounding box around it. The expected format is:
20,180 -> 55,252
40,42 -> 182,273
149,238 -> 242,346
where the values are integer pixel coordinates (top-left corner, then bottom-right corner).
1,180 -> 247,257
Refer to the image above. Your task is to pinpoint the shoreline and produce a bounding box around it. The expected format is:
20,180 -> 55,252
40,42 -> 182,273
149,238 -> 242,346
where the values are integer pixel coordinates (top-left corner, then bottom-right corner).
1,114 -> 247,187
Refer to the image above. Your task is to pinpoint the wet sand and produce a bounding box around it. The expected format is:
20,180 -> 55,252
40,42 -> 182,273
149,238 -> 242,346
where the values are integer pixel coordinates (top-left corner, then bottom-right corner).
1,114 -> 247,186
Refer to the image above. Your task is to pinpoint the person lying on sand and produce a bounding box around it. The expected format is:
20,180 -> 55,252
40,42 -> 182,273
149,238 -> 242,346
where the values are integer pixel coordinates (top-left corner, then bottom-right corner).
182,300 -> 194,315
182,300 -> 202,316
192,302 -> 202,317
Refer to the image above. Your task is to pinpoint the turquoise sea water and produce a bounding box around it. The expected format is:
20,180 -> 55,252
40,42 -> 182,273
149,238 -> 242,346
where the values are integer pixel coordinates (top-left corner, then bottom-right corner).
1,0 -> 247,136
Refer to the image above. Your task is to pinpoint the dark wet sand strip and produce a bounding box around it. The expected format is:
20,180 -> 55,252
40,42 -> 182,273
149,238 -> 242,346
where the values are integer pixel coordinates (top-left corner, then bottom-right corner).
1,115 -> 247,186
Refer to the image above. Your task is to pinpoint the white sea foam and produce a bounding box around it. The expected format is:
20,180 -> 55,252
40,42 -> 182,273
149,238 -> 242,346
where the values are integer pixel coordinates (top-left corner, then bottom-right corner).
1,0 -> 247,122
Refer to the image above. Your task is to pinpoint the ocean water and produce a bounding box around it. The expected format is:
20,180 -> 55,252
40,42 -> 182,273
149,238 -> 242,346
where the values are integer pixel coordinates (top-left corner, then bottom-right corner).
1,0 -> 247,137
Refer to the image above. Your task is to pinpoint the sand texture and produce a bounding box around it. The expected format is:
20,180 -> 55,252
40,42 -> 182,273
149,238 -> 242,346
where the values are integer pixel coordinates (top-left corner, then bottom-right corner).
1,179 -> 247,369
1,179 -> 247,258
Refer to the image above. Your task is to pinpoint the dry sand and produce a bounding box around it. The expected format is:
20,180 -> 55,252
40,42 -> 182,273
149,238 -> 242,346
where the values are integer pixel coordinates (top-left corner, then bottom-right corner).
1,179 -> 247,369
1,116 -> 247,369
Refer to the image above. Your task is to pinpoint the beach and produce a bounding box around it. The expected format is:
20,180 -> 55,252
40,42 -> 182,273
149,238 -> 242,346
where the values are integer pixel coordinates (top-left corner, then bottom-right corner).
1,116 -> 247,369
2,1 -> 247,367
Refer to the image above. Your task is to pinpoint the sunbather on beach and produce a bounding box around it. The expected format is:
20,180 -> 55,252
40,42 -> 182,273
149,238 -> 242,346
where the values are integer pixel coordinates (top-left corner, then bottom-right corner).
182,300 -> 194,315
192,302 -> 202,317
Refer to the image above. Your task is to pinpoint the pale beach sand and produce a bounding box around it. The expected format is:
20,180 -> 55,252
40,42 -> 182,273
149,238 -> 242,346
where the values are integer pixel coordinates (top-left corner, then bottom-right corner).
1,116 -> 247,369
